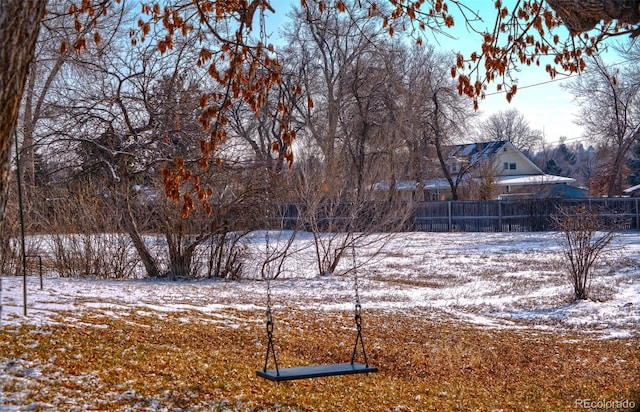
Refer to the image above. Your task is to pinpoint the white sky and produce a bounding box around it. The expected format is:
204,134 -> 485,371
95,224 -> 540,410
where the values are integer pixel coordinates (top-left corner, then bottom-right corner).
262,1 -> 629,146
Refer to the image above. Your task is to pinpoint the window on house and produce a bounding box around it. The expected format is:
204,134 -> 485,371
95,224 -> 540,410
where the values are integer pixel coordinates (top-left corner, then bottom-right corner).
503,162 -> 509,170
509,163 -> 517,170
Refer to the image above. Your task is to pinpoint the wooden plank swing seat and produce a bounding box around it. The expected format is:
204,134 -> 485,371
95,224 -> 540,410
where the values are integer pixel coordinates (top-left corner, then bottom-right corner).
256,362 -> 378,382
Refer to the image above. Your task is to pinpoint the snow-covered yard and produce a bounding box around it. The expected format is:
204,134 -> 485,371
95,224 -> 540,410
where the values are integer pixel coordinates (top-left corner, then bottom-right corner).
2,231 -> 639,337
1,231 -> 639,411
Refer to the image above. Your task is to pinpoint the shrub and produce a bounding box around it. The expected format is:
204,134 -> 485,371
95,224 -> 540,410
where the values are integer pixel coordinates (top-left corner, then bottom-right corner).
552,204 -> 616,301
49,233 -> 140,279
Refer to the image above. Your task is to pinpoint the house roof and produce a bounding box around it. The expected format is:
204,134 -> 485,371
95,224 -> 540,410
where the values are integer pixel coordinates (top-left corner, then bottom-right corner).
448,140 -> 544,175
420,174 -> 574,190
447,141 -> 505,166
375,175 -> 575,192
493,174 -> 575,186
624,183 -> 640,195
547,184 -> 588,199
372,180 -> 417,191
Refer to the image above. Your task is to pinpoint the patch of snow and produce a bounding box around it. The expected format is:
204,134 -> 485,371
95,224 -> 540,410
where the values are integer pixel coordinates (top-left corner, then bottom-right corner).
1,231 -> 638,339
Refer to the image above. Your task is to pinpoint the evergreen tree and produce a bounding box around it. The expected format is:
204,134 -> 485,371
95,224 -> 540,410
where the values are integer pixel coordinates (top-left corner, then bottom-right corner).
544,159 -> 563,176
627,142 -> 640,186
558,143 -> 577,165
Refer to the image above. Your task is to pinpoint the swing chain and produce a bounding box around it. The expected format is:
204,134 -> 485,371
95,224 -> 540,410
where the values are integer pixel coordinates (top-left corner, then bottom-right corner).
264,231 -> 273,320
264,281 -> 278,373
354,302 -> 362,333
351,242 -> 370,367
262,231 -> 280,374
266,276 -> 274,334
352,242 -> 362,320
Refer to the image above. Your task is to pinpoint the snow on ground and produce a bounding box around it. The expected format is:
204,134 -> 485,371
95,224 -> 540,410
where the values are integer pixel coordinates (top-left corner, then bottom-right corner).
1,231 -> 639,338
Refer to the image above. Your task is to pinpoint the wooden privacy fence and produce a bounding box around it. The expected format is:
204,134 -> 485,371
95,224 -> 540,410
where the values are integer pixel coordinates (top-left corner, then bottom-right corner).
276,198 -> 640,233
412,198 -> 640,232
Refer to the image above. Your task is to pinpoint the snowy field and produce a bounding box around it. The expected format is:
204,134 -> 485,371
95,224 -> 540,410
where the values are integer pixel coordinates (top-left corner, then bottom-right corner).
2,231 -> 639,338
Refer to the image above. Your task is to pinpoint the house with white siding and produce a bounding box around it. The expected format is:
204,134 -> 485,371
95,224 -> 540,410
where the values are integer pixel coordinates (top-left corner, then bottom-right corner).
377,141 -> 583,200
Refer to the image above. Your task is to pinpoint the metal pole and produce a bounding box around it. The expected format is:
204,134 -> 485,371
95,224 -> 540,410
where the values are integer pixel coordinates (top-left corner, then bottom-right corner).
15,132 -> 28,316
38,255 -> 42,290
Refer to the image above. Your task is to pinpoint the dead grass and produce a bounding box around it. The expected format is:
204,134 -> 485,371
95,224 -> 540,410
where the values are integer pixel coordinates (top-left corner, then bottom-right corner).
368,276 -> 445,288
2,307 -> 639,411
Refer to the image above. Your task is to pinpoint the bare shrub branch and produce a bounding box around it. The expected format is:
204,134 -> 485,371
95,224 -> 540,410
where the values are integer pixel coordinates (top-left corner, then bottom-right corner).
552,204 -> 617,301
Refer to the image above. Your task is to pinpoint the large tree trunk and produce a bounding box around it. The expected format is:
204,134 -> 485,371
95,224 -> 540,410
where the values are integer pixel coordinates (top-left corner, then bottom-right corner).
430,91 -> 459,201
547,0 -> 640,33
121,193 -> 161,278
0,0 -> 46,223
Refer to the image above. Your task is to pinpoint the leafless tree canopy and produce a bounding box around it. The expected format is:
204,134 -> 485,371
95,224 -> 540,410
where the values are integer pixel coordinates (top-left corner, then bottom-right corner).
566,56 -> 640,197
476,109 -> 543,155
